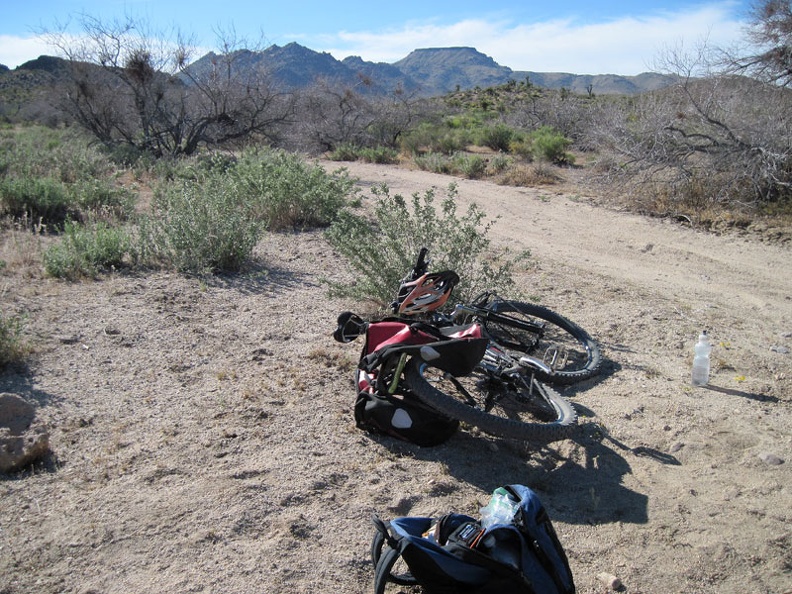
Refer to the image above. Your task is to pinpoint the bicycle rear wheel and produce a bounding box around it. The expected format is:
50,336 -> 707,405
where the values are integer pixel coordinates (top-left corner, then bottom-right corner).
481,300 -> 602,385
404,358 -> 577,442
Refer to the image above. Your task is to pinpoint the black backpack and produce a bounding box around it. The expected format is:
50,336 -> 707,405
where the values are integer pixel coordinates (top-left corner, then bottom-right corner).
370,485 -> 575,594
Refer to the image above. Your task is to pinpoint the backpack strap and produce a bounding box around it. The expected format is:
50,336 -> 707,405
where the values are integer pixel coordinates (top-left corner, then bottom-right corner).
374,545 -> 407,594
371,515 -> 420,593
371,514 -> 397,548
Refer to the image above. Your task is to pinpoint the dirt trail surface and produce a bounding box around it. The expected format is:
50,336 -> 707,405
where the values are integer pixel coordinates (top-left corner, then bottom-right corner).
2,161 -> 791,594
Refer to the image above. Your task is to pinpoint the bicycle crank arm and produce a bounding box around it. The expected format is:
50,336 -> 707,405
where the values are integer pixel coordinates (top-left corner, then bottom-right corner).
518,355 -> 554,375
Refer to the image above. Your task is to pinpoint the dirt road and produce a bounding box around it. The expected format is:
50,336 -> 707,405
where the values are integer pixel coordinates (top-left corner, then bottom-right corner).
1,161 -> 790,593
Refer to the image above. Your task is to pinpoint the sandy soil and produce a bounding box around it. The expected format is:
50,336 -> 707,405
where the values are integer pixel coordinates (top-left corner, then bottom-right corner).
1,160 -> 790,594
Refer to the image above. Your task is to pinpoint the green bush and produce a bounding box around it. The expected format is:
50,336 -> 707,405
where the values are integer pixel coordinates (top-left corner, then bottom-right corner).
328,144 -> 398,164
479,124 -> 515,153
43,220 -> 132,279
328,144 -> 360,162
0,311 -> 28,370
358,146 -> 399,164
529,126 -> 575,165
146,177 -> 261,274
0,176 -> 74,227
508,138 -> 534,160
325,182 -> 521,308
226,148 -> 357,230
71,179 -> 136,221
0,126 -> 116,184
401,123 -> 470,156
139,148 -> 357,274
414,152 -> 453,174
452,154 -> 488,179
487,154 -> 512,174
0,126 -> 137,226
400,122 -> 438,155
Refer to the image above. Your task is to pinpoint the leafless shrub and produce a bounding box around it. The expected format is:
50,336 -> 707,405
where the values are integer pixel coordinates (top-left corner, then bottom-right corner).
586,22 -> 792,216
44,15 -> 293,157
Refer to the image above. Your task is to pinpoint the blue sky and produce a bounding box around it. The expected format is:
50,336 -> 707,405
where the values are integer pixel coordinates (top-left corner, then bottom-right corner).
1,0 -> 752,75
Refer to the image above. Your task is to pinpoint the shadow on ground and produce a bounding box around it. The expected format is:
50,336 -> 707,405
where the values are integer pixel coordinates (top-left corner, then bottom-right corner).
364,417 -> 665,526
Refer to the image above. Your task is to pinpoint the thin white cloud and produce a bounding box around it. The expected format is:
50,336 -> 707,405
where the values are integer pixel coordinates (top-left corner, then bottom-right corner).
320,4 -> 746,75
0,4 -> 747,75
0,35 -> 56,69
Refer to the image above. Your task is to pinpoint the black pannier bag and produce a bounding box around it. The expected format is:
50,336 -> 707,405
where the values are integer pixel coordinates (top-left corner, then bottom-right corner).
354,370 -> 459,447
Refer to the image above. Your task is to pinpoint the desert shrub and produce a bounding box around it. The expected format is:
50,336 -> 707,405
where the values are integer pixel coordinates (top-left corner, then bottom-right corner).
413,152 -> 453,174
498,163 -> 562,187
0,176 -> 74,227
529,126 -> 575,165
508,138 -> 534,160
478,124 -> 515,152
62,148 -> 358,276
43,220 -> 133,279
104,142 -> 155,169
227,148 -> 357,230
325,182 -> 522,308
146,177 -> 261,274
400,122 -> 440,154
453,154 -> 488,179
0,311 -> 28,370
487,154 -> 512,175
1,126 -> 116,184
71,179 -> 137,221
357,146 -> 399,164
401,122 -> 470,156
434,131 -> 468,155
329,143 -> 398,163
328,143 -> 360,161
0,126 -> 136,226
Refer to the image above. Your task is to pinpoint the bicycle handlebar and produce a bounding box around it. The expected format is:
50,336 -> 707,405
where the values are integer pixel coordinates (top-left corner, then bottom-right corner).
412,247 -> 429,279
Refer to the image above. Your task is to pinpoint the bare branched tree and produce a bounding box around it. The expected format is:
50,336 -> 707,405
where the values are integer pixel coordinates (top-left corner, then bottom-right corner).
291,78 -> 430,154
590,4 -> 792,212
295,77 -> 376,153
366,86 -> 431,149
731,0 -> 792,86
45,15 -> 293,157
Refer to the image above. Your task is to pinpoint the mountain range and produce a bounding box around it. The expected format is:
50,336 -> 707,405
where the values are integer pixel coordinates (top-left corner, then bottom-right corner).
187,43 -> 675,96
2,43 -> 675,98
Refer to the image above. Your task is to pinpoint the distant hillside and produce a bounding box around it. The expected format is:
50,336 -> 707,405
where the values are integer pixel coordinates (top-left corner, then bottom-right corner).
1,44 -> 677,116
390,47 -> 676,96
393,47 -> 511,93
518,70 -> 677,95
185,43 -> 418,95
184,44 -> 676,97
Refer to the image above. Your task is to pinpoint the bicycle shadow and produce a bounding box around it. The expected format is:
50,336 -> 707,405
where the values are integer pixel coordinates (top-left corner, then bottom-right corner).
372,419 -> 661,526
515,426 -> 655,526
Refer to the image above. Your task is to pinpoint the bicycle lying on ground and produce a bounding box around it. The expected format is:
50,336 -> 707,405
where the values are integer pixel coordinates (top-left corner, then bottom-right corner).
334,248 -> 601,442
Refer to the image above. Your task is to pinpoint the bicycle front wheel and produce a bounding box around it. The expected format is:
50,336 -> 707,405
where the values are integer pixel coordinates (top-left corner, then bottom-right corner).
404,358 -> 577,442
481,300 -> 602,385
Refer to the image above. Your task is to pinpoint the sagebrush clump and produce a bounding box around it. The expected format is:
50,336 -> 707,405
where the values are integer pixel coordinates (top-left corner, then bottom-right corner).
325,182 -> 526,309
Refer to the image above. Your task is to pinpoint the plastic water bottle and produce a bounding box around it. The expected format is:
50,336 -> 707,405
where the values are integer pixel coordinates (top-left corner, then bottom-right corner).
479,488 -> 519,528
691,331 -> 712,386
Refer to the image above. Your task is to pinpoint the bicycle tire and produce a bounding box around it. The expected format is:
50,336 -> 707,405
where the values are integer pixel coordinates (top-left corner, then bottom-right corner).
481,300 -> 602,385
404,358 -> 577,442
